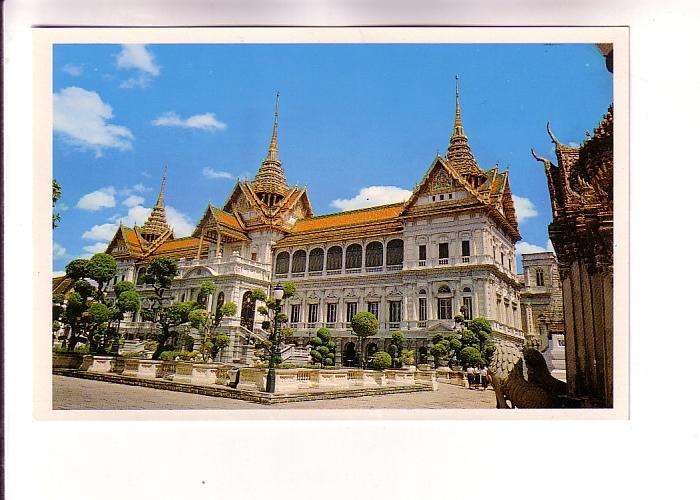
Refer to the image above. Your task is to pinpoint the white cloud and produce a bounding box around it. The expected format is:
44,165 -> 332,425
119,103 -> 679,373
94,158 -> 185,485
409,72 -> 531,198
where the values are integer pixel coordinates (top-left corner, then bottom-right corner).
119,183 -> 150,197
116,44 -> 160,76
62,63 -> 83,77
53,270 -> 66,277
53,242 -> 66,258
331,186 -> 412,211
82,242 -> 108,255
512,195 -> 538,222
516,239 -> 555,256
119,74 -> 153,89
119,206 -> 152,227
152,112 -> 227,131
82,223 -> 118,241
202,167 -> 233,180
53,87 -> 133,156
76,187 -> 116,211
123,195 -> 145,207
165,205 -> 195,237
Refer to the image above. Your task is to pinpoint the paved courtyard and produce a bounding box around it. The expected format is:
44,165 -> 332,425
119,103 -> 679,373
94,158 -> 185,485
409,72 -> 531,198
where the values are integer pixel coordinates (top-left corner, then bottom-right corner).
52,375 -> 496,410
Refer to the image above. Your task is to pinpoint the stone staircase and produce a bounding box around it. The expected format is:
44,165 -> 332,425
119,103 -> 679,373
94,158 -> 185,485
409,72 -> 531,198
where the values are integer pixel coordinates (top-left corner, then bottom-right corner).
280,345 -> 311,365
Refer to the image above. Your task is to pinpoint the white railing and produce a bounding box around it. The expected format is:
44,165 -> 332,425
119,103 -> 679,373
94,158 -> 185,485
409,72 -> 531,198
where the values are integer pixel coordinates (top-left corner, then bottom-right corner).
461,256 -> 470,263
438,258 -> 449,265
274,264 -> 405,280
418,260 -> 427,267
177,255 -> 271,281
489,320 -> 524,341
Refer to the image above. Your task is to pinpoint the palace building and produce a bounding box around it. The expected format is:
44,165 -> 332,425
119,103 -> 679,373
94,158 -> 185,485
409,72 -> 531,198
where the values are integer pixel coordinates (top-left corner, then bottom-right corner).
105,82 -> 529,366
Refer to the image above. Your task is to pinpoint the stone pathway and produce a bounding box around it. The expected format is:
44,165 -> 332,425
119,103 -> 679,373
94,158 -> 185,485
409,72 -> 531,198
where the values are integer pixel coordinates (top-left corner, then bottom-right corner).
52,375 -> 496,410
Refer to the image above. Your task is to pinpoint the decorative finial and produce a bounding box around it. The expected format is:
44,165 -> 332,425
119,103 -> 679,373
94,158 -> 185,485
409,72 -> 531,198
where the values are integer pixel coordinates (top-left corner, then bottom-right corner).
546,122 -> 563,146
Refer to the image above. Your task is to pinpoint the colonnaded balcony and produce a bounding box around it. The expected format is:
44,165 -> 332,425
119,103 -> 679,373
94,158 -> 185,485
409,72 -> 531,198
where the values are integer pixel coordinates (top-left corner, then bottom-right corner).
274,253 -> 514,280
285,318 -> 524,342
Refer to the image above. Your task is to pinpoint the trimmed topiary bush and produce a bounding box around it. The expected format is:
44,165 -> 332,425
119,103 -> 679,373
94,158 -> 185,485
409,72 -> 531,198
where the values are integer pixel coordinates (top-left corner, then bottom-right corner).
371,351 -> 392,370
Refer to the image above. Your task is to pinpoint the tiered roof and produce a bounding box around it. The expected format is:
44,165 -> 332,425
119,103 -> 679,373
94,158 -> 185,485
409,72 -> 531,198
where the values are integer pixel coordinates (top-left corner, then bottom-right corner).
140,172 -> 173,240
106,82 -> 522,264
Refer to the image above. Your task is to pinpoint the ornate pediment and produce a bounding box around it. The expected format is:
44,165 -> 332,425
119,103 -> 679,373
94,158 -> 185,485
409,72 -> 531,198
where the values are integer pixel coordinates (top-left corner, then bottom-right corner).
426,321 -> 454,332
183,266 -> 215,279
430,168 -> 454,193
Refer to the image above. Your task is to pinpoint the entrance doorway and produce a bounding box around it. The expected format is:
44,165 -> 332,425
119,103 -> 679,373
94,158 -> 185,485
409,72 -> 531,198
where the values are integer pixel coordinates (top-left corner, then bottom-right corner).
343,342 -> 357,367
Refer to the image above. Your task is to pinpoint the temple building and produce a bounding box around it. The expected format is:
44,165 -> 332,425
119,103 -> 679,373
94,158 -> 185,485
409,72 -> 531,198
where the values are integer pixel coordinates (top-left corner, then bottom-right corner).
532,105 -> 614,407
105,82 -> 531,365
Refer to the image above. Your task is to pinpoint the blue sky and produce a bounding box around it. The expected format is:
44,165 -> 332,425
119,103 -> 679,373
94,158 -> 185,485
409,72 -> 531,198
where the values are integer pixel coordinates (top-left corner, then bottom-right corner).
52,43 -> 612,273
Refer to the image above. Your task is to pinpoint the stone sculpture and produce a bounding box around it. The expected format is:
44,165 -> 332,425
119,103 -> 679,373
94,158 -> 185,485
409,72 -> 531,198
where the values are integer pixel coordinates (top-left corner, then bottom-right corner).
489,341 -> 569,408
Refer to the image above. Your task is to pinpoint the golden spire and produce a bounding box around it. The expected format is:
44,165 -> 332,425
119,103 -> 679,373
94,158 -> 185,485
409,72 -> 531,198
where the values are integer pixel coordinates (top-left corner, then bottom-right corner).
446,76 -> 484,185
266,92 -> 280,163
452,75 -> 465,138
155,165 -> 167,209
141,165 -> 171,240
252,92 -> 289,204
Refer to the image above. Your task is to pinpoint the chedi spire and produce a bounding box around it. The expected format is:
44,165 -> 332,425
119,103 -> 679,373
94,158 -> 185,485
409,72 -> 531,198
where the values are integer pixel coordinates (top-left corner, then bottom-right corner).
141,166 -> 171,241
252,92 -> 289,206
446,76 -> 483,184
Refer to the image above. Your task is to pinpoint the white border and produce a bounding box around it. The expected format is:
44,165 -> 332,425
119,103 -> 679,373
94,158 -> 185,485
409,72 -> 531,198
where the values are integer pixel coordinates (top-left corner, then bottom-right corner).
31,27 -> 628,422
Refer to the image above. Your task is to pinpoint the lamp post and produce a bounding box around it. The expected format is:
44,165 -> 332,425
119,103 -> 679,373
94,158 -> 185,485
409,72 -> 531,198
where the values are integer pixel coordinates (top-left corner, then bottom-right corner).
265,283 -> 285,393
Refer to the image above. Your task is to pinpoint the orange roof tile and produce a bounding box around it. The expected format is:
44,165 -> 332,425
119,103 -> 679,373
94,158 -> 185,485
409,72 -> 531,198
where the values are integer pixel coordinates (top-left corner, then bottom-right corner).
289,203 -> 404,233
154,237 -> 200,253
211,206 -> 245,231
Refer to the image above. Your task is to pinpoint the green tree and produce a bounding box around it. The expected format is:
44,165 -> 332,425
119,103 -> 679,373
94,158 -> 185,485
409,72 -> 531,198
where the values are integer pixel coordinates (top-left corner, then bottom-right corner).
350,311 -> 379,369
52,179 -> 62,229
309,327 -> 336,367
248,284 -> 296,366
139,257 -> 200,360
187,281 -> 238,362
55,255 -> 120,353
371,351 -> 392,370
85,253 -> 118,302
386,331 -> 404,368
428,315 -> 495,369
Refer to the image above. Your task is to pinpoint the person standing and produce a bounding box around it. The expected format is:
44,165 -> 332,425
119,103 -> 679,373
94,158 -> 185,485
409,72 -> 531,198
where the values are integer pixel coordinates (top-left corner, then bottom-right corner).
467,365 -> 475,389
480,365 -> 489,391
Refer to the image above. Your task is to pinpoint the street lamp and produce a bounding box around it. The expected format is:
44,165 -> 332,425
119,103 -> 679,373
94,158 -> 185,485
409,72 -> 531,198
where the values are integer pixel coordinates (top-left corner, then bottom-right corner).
265,282 -> 285,393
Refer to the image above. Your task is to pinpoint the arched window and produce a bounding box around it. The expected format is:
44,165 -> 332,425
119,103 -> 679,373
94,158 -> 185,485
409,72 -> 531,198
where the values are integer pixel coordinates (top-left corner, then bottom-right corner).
326,246 -> 342,270
463,287 -> 471,293
535,269 -> 545,287
418,289 -> 427,295
438,285 -> 451,294
291,250 -> 307,273
345,244 -> 362,269
308,248 -> 324,272
386,239 -> 404,266
365,241 -> 383,268
275,252 -> 290,275
136,267 -> 146,285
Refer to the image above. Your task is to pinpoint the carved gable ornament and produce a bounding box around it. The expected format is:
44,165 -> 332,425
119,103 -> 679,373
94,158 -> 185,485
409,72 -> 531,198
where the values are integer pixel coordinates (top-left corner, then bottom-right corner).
235,195 -> 250,212
430,168 -> 453,193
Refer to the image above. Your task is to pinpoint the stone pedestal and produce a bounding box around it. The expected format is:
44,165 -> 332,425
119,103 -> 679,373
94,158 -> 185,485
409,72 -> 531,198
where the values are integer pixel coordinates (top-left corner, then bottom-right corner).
172,362 -> 219,385
544,333 -> 567,382
83,355 -> 118,373
122,359 -> 163,379
52,353 -> 85,369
